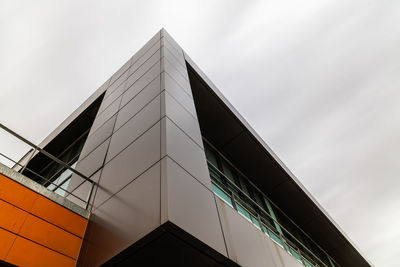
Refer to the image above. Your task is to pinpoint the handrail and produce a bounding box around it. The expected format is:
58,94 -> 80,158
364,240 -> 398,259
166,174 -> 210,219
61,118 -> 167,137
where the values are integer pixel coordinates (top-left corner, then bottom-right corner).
0,152 -> 89,205
0,123 -> 95,209
0,123 -> 90,183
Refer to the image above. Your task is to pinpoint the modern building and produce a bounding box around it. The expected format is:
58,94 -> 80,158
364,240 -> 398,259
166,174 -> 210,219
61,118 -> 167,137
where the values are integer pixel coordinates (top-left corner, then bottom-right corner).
0,29 -> 370,267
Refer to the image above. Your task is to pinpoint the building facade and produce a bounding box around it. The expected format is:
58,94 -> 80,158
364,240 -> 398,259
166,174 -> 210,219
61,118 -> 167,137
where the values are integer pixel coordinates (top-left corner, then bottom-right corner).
0,29 -> 370,266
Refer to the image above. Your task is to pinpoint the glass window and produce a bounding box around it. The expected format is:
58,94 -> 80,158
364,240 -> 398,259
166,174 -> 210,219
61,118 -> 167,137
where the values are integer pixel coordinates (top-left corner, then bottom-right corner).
204,143 -> 219,168
205,138 -> 333,266
238,175 -> 251,196
253,189 -> 267,210
212,183 -> 233,208
47,161 -> 77,191
250,214 -> 261,229
227,182 -> 239,196
208,164 -> 223,184
236,202 -> 252,222
54,177 -> 71,197
35,133 -> 87,188
236,202 -> 261,230
221,159 -> 238,185
288,246 -> 302,262
262,224 -> 284,248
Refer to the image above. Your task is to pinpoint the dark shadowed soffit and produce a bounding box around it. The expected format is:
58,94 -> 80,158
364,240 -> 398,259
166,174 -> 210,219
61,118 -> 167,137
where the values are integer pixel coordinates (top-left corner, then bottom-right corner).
186,63 -> 370,267
101,222 -> 239,267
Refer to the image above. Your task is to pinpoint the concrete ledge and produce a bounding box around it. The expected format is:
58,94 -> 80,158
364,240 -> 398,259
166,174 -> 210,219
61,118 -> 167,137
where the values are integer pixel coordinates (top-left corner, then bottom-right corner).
0,162 -> 90,218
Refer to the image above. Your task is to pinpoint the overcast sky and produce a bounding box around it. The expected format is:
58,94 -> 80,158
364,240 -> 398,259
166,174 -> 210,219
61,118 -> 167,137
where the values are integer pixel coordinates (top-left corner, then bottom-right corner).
1,1 -> 399,266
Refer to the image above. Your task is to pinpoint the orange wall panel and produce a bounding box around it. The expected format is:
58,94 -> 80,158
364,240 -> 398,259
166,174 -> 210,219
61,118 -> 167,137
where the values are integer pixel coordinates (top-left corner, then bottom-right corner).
0,200 -> 28,233
19,215 -> 82,259
0,175 -> 38,211
0,173 -> 89,266
31,194 -> 87,237
0,228 -> 16,260
6,236 -> 75,267
0,174 -> 87,238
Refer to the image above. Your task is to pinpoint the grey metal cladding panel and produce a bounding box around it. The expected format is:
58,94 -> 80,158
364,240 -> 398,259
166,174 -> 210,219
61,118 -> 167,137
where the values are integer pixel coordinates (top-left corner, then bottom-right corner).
216,198 -> 299,267
80,114 -> 117,160
162,58 -> 191,96
121,65 -> 161,108
101,84 -> 126,114
81,163 -> 161,266
129,30 -> 161,66
129,40 -> 161,76
107,96 -> 161,162
115,75 -> 161,131
163,72 -> 198,119
105,36 -> 159,109
125,50 -> 161,90
163,45 -> 187,77
163,157 -> 227,257
110,59 -> 130,85
75,137 -> 110,177
162,54 -> 189,82
104,70 -> 129,101
163,91 -> 203,148
163,117 -> 211,190
97,88 -> 122,117
162,37 -> 185,67
67,169 -> 101,196
161,29 -> 183,56
65,179 -> 92,208
160,117 -> 167,159
94,122 -> 161,208
99,77 -> 111,92
90,95 -> 121,133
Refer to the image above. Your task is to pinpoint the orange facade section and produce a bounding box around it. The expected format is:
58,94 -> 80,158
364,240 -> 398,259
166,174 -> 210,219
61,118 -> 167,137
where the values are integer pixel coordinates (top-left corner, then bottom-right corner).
0,174 -> 88,267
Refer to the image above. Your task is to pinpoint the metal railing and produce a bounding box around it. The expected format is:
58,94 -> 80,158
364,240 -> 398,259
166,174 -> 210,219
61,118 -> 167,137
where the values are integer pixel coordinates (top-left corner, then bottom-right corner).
0,123 -> 95,210
208,161 -> 337,267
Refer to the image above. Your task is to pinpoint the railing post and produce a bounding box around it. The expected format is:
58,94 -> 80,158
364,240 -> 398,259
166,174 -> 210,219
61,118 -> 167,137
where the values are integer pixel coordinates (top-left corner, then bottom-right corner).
20,148 -> 36,173
257,214 -> 265,233
231,191 -> 238,211
279,232 -> 290,252
328,255 -> 335,267
85,181 -> 95,210
296,246 -> 307,266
